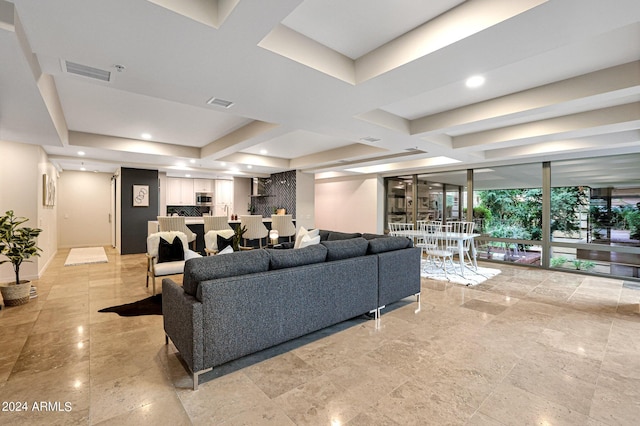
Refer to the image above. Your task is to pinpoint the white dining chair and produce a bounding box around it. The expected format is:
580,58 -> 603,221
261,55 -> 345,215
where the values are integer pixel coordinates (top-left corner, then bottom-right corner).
422,225 -> 456,277
446,221 -> 477,270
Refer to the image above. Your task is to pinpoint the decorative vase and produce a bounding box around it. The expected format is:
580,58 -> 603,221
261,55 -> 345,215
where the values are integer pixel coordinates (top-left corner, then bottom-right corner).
0,281 -> 31,306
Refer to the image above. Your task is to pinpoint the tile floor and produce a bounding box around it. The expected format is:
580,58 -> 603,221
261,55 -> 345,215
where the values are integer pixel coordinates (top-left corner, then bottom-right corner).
1,247 -> 639,425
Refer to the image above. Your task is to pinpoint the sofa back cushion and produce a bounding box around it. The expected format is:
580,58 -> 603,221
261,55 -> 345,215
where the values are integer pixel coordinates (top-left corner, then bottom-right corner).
182,249 -> 270,296
362,233 -> 387,240
321,237 -> 369,261
367,236 -> 413,254
267,244 -> 327,270
326,231 -> 363,241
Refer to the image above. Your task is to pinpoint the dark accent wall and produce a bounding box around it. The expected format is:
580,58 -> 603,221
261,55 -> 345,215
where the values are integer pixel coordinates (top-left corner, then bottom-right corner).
121,168 -> 159,254
251,170 -> 296,217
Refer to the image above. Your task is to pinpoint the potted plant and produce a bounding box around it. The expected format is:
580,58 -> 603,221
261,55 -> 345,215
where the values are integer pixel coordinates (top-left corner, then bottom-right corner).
232,225 -> 247,251
0,210 -> 42,306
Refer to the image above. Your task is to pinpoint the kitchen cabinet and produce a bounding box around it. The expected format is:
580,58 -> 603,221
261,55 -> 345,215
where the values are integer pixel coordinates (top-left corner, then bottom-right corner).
194,179 -> 213,193
166,178 -> 194,205
215,179 -> 233,206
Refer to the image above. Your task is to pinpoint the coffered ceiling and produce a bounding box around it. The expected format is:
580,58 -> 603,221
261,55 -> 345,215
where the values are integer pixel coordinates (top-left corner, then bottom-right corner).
1,0 -> 639,180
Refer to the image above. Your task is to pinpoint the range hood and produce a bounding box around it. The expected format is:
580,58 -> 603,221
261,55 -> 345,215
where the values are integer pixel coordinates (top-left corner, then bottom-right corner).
251,177 -> 270,197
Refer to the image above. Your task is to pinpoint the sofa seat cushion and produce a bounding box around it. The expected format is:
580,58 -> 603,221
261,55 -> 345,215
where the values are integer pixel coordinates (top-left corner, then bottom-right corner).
153,260 -> 185,276
367,236 -> 413,254
322,237 -> 369,261
326,231 -> 362,241
267,244 -> 327,270
182,249 -> 270,296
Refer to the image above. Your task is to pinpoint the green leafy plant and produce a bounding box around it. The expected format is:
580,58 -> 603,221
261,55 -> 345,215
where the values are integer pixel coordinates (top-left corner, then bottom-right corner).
0,210 -> 43,284
550,256 -> 568,268
232,225 -> 247,251
572,259 -> 596,271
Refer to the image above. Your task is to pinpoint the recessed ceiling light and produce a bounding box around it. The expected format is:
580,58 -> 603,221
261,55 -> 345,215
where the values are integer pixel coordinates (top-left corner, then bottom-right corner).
78,151 -> 85,156
247,165 -> 253,169
259,149 -> 268,155
141,133 -> 152,140
465,75 -> 485,88
221,162 -> 226,167
185,174 -> 191,178
206,97 -> 234,108
80,167 -> 86,171
189,159 -> 196,164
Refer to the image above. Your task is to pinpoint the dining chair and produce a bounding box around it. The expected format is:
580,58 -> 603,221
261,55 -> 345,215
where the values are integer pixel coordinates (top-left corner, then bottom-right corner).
158,216 -> 197,250
203,215 -> 232,233
271,214 -> 296,242
422,224 -> 456,277
240,215 -> 268,248
389,222 -> 413,236
446,221 -> 477,270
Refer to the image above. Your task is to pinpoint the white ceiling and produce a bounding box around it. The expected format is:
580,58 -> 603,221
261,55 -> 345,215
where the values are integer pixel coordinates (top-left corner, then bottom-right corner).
1,0 -> 639,182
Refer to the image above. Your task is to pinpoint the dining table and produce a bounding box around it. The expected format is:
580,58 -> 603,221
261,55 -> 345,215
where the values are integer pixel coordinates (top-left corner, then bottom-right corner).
394,229 -> 480,277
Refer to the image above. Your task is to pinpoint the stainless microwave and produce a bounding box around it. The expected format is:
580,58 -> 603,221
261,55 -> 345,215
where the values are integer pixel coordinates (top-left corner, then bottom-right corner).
196,192 -> 213,206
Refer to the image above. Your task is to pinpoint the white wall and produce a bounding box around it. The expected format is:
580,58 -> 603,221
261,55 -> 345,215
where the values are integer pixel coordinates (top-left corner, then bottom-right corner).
0,140 -> 57,282
233,177 -> 251,216
315,174 -> 384,234
296,170 -> 315,230
57,170 -> 112,248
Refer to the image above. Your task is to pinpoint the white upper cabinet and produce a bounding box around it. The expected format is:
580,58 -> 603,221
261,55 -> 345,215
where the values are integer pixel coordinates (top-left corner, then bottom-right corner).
215,179 -> 233,205
166,178 -> 194,205
194,179 -> 213,193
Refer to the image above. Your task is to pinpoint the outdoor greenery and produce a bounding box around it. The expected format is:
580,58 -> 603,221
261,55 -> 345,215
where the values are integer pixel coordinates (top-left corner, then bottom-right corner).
0,210 -> 43,284
477,187 -> 589,241
589,202 -> 640,241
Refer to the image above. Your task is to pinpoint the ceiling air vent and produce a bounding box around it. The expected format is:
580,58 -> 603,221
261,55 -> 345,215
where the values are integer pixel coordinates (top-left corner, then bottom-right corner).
206,97 -> 234,108
64,60 -> 112,82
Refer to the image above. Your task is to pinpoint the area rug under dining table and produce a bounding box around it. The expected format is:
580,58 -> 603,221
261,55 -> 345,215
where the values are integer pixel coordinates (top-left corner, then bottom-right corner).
421,260 -> 501,286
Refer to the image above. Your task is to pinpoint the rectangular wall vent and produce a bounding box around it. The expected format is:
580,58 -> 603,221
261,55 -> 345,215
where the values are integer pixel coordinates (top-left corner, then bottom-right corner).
64,61 -> 112,82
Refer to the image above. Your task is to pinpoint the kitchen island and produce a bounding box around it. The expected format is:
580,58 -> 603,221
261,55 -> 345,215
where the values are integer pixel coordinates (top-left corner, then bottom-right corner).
148,216 -> 292,253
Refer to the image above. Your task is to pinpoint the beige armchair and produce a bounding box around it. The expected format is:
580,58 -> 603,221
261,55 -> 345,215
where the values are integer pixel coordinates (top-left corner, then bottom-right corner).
146,231 -> 201,295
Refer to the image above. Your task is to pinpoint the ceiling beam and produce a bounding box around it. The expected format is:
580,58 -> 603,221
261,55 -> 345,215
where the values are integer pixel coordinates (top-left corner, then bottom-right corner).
411,61 -> 640,135
453,103 -> 640,150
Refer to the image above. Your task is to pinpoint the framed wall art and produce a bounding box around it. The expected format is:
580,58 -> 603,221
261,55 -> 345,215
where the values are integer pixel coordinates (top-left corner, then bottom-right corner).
133,184 -> 149,207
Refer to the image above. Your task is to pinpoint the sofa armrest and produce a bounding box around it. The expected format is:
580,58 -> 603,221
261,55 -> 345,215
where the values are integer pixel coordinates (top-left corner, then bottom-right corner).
162,278 -> 204,373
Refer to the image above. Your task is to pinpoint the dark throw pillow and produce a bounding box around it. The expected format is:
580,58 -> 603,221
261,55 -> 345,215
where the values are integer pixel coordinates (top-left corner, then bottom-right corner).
217,234 -> 234,252
158,236 -> 184,263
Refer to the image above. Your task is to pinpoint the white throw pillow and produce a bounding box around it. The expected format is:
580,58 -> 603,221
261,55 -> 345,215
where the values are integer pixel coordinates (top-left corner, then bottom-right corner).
217,245 -> 234,255
293,226 -> 309,249
298,234 -> 320,248
294,227 -> 320,249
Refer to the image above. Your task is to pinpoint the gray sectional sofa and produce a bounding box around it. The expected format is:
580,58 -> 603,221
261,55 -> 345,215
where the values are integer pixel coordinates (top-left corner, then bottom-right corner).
162,231 -> 421,389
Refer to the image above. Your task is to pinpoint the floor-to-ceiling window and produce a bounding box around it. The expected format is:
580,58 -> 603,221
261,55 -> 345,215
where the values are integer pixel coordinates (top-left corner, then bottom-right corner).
550,154 -> 640,277
383,153 -> 640,280
472,163 -> 543,266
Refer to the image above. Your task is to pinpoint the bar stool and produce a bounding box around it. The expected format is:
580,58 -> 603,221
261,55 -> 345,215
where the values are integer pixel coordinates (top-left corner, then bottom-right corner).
203,215 -> 232,233
157,216 -> 197,250
240,215 -> 268,248
270,214 -> 296,242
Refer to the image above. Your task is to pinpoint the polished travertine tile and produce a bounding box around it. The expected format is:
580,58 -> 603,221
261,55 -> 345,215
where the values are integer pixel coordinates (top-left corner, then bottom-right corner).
1,247 -> 639,425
